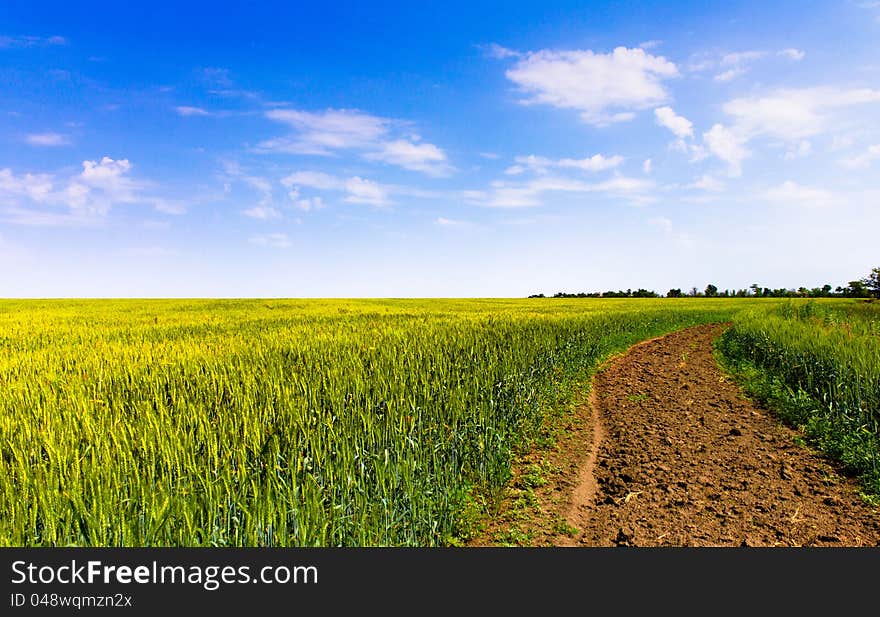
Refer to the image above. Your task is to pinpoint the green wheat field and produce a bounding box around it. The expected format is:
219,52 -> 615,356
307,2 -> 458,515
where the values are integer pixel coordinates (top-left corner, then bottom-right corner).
2,298 -> 878,546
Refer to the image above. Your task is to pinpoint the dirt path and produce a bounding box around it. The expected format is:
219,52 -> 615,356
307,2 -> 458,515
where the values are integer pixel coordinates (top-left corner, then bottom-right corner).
560,323 -> 880,546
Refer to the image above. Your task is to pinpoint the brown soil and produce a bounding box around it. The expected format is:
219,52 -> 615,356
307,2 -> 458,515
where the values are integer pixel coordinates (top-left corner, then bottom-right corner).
470,323 -> 880,547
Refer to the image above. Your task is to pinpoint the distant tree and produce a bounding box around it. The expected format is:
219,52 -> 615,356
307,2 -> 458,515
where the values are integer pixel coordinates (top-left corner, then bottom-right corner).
528,293 -> 545,298
863,267 -> 880,298
705,284 -> 718,297
822,284 -> 833,296
689,287 -> 699,297
844,280 -> 869,298
667,288 -> 682,298
749,284 -> 761,297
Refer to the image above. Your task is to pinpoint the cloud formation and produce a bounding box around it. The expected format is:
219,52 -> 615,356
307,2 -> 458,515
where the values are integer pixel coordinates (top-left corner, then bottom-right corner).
504,154 -> 624,175
258,108 -> 452,176
464,174 -> 654,208
282,171 -> 393,207
654,107 -> 694,139
0,34 -> 66,48
0,157 -> 175,225
24,132 -> 70,147
703,87 -> 880,173
504,46 -> 679,125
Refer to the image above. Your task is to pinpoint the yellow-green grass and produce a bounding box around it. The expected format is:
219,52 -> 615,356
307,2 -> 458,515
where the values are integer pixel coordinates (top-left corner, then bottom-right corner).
3,298 -> 763,546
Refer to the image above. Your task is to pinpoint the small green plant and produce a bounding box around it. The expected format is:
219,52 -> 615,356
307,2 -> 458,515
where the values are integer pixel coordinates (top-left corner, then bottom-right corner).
626,392 -> 650,403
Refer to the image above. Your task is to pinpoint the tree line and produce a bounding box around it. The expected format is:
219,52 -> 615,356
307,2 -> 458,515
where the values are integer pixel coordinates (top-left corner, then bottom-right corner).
529,267 -> 880,299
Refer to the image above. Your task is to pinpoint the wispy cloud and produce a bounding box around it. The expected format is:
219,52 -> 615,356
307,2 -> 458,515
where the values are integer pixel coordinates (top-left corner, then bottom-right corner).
258,108 -> 452,176
0,34 -> 66,49
504,153 -> 624,175
434,217 -> 474,228
714,50 -> 766,82
282,171 -> 394,207
763,180 -> 835,208
242,205 -> 281,219
464,174 -> 654,208
778,48 -> 806,61
502,46 -> 679,126
703,87 -> 880,174
24,132 -> 70,147
686,174 -> 726,192
482,43 -> 521,59
0,157 -> 179,225
364,139 -> 454,176
221,161 -> 281,219
175,106 -> 214,117
249,233 -> 290,248
840,143 -> 880,168
260,108 -> 388,155
703,124 -> 750,176
689,48 -> 804,82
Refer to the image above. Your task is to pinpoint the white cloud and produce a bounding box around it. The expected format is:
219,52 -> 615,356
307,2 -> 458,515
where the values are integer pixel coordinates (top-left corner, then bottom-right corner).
0,35 -> 66,48
671,138 -> 707,161
242,205 -> 281,219
343,177 -> 390,206
638,40 -> 663,50
713,50 -> 766,82
281,171 -> 343,191
505,153 -> 624,175
364,139 -> 453,176
643,159 -> 652,174
260,108 -> 452,175
720,51 -> 766,66
221,161 -> 280,219
24,132 -> 70,147
723,87 -> 880,141
700,87 -> 880,172
0,157 -> 176,225
464,174 -> 654,208
261,108 -> 388,155
687,174 -> 725,192
654,106 -> 693,138
691,48 -> 802,81
778,48 -> 805,61
249,233 -> 290,248
79,157 -> 143,205
484,43 -> 521,59
291,196 -> 324,211
479,152 -> 500,160
840,143 -> 880,168
714,67 -> 747,83
503,46 -> 679,126
703,124 -> 749,176
763,181 -> 835,208
0,168 -> 54,202
282,171 -> 393,207
175,106 -> 213,117
435,217 -> 473,228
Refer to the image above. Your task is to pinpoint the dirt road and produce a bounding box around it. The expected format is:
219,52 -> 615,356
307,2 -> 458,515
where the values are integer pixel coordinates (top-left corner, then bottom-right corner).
560,323 -> 880,546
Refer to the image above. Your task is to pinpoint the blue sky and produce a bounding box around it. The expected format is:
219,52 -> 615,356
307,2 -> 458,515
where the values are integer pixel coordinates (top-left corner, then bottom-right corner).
1,0 -> 879,297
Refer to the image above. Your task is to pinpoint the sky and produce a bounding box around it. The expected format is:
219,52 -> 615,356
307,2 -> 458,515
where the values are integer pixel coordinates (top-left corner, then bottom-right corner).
1,0 -> 879,297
